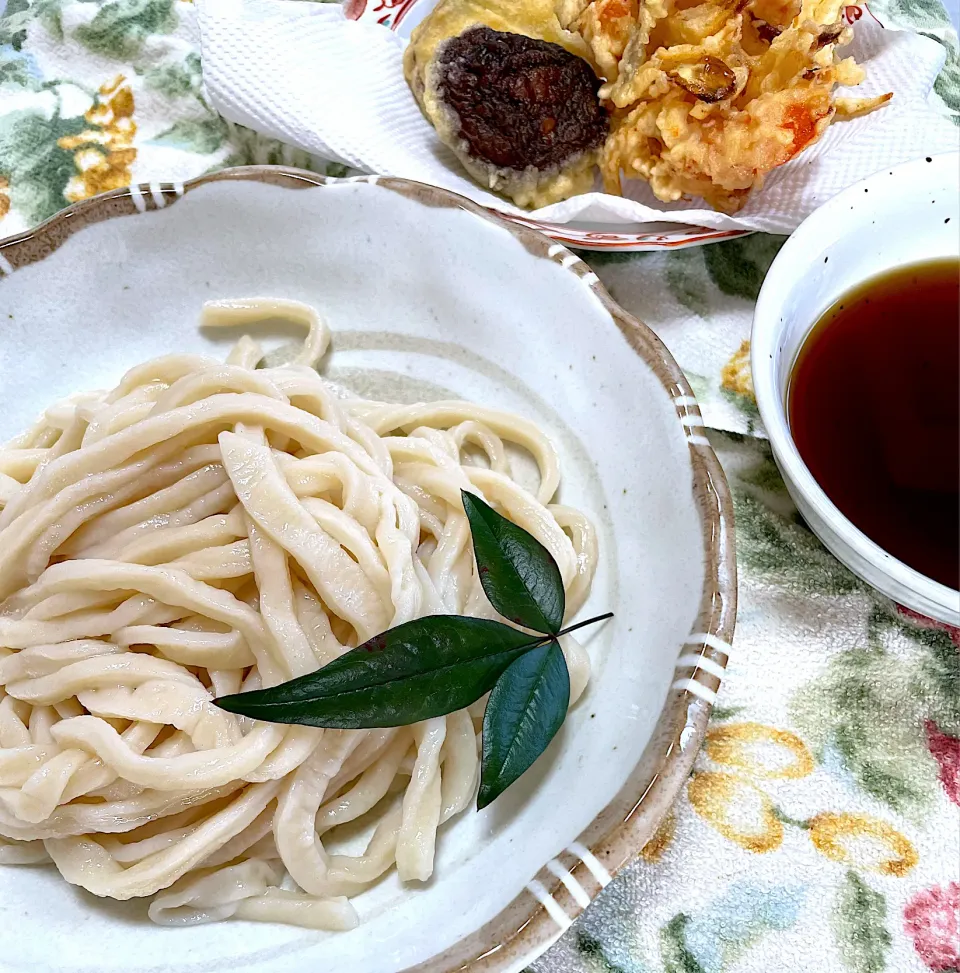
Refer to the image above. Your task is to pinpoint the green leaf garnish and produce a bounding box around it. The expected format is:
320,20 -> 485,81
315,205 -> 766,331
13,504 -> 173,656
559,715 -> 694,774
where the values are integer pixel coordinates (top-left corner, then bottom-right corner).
215,492 -> 613,807
215,615 -> 538,729
477,638 -> 570,809
461,489 -> 564,635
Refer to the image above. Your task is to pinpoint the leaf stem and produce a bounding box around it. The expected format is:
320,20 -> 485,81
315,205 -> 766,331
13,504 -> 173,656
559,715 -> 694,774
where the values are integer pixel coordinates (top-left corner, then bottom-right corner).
554,612 -> 614,639
772,806 -> 811,830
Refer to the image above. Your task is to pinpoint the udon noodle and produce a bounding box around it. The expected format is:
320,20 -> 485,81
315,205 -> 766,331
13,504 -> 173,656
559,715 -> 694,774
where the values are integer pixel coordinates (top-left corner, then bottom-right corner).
0,299 -> 597,929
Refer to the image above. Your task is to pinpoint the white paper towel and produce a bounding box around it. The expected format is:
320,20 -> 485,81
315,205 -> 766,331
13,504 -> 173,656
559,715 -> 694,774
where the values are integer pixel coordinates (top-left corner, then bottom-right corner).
197,0 -> 959,233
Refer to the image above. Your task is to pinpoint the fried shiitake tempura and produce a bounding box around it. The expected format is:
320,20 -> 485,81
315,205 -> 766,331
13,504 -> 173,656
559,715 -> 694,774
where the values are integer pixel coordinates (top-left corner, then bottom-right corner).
405,0 -> 608,207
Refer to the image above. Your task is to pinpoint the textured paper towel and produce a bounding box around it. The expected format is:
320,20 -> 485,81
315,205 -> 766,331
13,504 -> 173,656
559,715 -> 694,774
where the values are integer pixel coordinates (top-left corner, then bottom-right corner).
197,0 -> 959,232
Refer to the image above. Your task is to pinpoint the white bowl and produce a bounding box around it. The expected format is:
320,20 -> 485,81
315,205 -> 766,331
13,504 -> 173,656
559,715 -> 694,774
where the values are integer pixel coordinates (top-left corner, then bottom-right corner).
0,168 -> 736,973
752,153 -> 960,625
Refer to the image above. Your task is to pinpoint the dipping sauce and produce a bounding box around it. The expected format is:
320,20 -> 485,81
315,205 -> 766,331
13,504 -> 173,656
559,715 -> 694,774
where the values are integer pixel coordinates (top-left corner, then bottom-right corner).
788,259 -> 960,590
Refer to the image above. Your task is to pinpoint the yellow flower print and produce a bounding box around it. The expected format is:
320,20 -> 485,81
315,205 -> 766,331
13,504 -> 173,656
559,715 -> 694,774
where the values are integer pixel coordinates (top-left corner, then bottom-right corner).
720,339 -> 754,402
688,772 -> 784,853
58,76 -> 137,202
0,176 -> 9,222
641,809 -> 676,862
687,721 -> 918,878
808,812 -> 918,877
705,723 -> 814,780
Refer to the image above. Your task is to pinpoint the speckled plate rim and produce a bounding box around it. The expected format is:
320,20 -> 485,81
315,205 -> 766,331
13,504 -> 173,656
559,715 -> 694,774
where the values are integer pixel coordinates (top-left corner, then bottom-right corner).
0,165 -> 737,973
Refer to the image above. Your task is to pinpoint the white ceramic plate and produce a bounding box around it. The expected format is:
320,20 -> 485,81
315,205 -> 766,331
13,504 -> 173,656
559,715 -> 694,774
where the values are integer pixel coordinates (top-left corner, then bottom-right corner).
0,168 -> 736,973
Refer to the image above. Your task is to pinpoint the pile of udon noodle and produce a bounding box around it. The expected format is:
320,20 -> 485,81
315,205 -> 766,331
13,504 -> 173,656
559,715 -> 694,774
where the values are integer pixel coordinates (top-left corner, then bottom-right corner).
561,0 -> 891,210
0,299 -> 597,928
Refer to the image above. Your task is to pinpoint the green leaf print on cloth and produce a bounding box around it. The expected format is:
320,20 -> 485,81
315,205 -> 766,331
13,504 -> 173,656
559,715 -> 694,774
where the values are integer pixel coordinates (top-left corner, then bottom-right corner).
665,249 -> 711,317
790,601 -> 960,818
660,915 -> 705,973
34,0 -> 69,43
793,646 -> 937,817
734,443 -> 788,496
832,871 -> 893,973
704,235 -> 787,302
729,456 -> 867,596
0,45 -> 38,89
75,0 -> 177,59
574,932 -> 636,973
151,115 -> 229,154
887,610 -> 960,736
590,233 -> 788,323
659,885 -> 805,973
0,108 -> 87,225
933,45 -> 960,118
0,0 -> 70,48
872,0 -> 960,115
141,52 -> 203,99
0,0 -> 32,50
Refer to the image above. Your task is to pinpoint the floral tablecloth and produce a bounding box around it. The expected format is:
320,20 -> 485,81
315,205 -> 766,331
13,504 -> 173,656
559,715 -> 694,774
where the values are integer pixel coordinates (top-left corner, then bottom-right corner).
0,2 -> 958,971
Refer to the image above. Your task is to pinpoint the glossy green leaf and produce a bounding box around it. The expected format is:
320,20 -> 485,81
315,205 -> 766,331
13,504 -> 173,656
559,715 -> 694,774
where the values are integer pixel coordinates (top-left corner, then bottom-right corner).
215,615 -> 540,729
462,490 -> 564,635
478,638 -> 569,809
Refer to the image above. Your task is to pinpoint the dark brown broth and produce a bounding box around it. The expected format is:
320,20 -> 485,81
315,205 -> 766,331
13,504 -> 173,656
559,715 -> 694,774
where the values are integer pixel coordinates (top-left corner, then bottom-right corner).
788,259 -> 960,590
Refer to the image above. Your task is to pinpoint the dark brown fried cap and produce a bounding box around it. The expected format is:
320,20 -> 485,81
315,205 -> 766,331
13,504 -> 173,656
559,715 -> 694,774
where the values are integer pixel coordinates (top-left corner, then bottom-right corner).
435,26 -> 608,173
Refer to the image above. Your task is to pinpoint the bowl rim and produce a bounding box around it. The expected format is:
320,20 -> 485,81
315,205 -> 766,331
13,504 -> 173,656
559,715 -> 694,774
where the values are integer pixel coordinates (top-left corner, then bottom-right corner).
751,152 -> 960,624
0,165 -> 738,973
